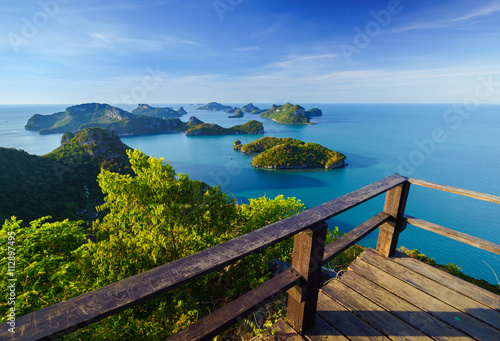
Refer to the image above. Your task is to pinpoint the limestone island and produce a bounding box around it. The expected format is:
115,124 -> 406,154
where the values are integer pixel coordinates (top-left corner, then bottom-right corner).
241,103 -> 264,114
234,136 -> 346,169
227,108 -> 245,118
131,104 -> 187,118
25,103 -> 264,137
196,102 -> 233,111
186,120 -> 264,136
259,103 -> 322,124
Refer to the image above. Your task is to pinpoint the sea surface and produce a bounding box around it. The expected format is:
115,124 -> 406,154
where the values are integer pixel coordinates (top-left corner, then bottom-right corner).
1,103 -> 499,284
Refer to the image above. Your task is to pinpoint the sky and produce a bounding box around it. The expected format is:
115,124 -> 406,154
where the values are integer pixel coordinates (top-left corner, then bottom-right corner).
1,0 -> 500,104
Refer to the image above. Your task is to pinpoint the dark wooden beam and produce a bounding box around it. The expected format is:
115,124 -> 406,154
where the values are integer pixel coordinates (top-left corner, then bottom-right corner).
287,221 -> 327,335
376,181 -> 411,257
323,212 -> 392,265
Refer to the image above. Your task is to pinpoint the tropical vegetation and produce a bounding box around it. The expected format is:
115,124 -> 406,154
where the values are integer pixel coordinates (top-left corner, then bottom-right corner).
260,103 -> 317,124
235,136 -> 346,169
0,148 -> 340,339
185,120 -> 264,135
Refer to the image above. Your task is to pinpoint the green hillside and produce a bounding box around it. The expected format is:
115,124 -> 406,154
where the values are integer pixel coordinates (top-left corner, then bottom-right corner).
0,128 -> 131,222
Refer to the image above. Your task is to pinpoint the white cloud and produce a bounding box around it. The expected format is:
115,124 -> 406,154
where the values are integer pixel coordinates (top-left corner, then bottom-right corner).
393,2 -> 500,33
87,32 -> 202,52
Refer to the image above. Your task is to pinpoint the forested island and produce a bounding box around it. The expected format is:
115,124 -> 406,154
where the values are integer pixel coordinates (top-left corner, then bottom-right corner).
234,136 -> 345,169
259,103 -> 322,124
185,120 -> 264,135
25,103 -> 264,136
131,103 -> 187,118
196,102 -> 233,111
227,108 -> 245,118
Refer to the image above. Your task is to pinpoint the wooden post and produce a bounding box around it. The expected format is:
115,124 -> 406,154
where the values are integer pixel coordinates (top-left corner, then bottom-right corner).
376,181 -> 411,257
286,221 -> 327,335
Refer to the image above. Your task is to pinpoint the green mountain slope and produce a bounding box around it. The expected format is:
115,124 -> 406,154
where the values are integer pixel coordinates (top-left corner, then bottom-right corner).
131,104 -> 186,118
260,103 -> 320,124
0,128 -> 131,222
26,103 -> 134,134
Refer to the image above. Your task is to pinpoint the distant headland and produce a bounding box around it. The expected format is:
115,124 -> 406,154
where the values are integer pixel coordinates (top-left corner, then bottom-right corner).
25,103 -> 264,137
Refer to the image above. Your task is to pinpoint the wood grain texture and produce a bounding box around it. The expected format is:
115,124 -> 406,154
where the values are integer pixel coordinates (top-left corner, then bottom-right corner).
287,222 -> 327,335
322,280 -> 431,341
403,215 -> 500,255
358,250 -> 500,329
314,291 -> 390,341
390,251 -> 500,311
322,212 -> 391,265
376,182 -> 411,257
350,252 -> 500,339
408,178 -> 500,204
304,314 -> 350,341
340,271 -> 472,341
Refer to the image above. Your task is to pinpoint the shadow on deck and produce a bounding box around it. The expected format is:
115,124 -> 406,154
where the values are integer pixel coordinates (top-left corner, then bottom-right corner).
262,248 -> 500,340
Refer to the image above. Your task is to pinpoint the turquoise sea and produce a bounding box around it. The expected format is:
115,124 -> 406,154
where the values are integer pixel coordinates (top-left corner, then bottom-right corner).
1,103 -> 499,284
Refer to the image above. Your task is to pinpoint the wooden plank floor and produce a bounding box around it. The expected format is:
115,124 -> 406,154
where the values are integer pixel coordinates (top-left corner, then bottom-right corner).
262,248 -> 500,340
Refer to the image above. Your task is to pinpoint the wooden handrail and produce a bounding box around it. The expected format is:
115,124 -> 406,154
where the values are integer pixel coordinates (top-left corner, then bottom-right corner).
403,215 -> 500,256
7,173 -> 498,341
168,268 -> 302,341
409,178 -> 500,204
322,212 -> 392,264
3,174 -> 408,341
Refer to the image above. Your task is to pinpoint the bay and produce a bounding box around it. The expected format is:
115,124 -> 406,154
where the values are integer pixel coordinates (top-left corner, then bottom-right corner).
1,103 -> 499,284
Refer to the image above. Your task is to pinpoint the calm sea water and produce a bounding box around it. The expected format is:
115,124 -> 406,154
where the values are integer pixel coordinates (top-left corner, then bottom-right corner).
1,103 -> 499,283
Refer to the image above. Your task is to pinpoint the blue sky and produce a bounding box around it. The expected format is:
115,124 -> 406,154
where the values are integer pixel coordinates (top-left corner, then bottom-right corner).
2,0 -> 500,104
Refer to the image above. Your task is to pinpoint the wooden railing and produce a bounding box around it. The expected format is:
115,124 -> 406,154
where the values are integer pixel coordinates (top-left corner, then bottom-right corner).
3,174 -> 500,341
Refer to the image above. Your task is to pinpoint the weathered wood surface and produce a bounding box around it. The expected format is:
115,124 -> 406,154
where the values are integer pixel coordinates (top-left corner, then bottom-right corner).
287,222 -> 327,335
350,249 -> 500,339
390,251 -> 500,311
168,268 -> 301,341
294,249 -> 500,341
339,271 -> 472,341
322,280 -> 432,341
376,182 -> 411,257
322,212 -> 391,265
305,314 -> 350,341
313,291 -> 389,341
1,174 -> 408,341
408,177 -> 500,204
403,214 -> 500,255
358,249 -> 500,329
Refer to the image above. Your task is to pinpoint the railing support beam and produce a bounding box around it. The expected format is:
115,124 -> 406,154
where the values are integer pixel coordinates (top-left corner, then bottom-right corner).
286,221 -> 328,335
376,181 -> 411,257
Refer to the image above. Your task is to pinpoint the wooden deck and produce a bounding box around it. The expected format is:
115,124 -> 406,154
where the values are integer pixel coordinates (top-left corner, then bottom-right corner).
262,248 -> 500,341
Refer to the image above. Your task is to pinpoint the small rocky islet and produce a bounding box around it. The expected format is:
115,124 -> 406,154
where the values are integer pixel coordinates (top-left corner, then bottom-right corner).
234,136 -> 345,170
